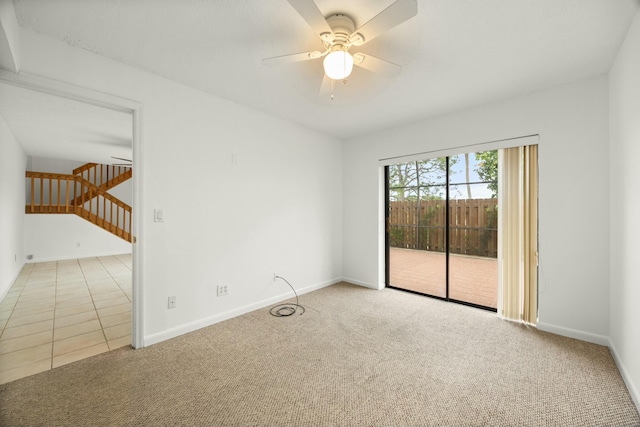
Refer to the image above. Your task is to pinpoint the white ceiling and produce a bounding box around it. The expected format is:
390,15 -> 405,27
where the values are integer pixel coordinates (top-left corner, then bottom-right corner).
0,82 -> 132,165
3,0 -> 638,160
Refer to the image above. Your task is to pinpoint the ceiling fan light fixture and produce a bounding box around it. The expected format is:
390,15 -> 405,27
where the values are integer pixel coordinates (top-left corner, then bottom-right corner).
323,50 -> 353,80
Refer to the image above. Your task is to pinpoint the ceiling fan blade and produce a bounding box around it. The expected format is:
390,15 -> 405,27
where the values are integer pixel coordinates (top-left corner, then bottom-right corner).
319,74 -> 333,96
262,51 -> 323,67
287,0 -> 334,41
350,0 -> 417,46
353,53 -> 402,78
111,156 -> 132,162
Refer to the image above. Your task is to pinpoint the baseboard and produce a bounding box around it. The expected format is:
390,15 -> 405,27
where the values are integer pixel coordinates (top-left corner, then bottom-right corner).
26,251 -> 132,264
144,277 -> 341,347
608,338 -> 640,412
340,276 -> 381,290
536,322 -> 609,346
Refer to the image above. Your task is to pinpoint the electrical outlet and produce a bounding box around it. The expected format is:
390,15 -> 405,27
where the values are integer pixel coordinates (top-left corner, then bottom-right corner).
217,285 -> 229,297
167,296 -> 176,309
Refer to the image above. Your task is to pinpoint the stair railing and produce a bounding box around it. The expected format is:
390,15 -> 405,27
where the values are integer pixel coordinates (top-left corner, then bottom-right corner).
25,172 -> 76,214
75,176 -> 132,242
25,171 -> 132,242
71,163 -> 132,206
72,162 -> 132,189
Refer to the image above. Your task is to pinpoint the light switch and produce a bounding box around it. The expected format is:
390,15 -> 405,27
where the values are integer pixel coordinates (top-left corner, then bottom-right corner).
154,208 -> 164,222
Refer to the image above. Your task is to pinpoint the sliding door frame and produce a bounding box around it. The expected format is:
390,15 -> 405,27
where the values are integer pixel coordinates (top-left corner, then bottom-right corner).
380,135 -> 540,313
384,154 -> 496,312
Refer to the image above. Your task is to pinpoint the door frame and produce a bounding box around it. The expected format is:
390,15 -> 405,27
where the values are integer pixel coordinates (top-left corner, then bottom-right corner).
0,70 -> 145,348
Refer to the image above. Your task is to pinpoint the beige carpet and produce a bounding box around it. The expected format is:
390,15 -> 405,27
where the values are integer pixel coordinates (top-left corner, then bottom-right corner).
1,282 -> 638,426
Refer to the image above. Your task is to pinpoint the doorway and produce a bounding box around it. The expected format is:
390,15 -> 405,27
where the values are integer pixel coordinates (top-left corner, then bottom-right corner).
0,72 -> 142,383
385,151 -> 498,311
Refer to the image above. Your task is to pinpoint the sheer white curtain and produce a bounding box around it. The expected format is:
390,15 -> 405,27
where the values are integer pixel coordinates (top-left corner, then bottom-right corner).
498,145 -> 538,325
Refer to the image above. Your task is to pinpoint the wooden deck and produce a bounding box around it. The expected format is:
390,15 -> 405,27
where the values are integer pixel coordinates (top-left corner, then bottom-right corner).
389,248 -> 497,309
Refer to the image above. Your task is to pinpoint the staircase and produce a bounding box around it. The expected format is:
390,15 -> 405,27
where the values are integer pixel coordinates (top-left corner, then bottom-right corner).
25,163 -> 133,242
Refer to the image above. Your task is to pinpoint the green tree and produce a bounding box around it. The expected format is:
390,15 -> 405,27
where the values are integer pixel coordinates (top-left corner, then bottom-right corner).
388,157 -> 453,201
475,150 -> 498,198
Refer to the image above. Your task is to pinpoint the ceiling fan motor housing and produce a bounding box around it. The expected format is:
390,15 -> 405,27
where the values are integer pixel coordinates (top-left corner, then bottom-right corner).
324,14 -> 361,49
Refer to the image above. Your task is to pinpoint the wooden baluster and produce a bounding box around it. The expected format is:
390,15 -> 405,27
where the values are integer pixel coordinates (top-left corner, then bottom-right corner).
30,176 -> 35,213
75,179 -> 79,212
109,201 -> 112,230
57,179 -> 61,213
100,164 -> 103,187
65,179 -> 70,213
39,177 -> 43,212
48,178 -> 52,212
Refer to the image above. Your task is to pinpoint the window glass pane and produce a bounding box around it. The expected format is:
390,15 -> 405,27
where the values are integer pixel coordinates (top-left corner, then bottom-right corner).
417,157 -> 447,186
449,183 -> 496,201
389,162 -> 417,188
419,184 -> 446,201
388,187 -> 419,249
474,150 -> 498,194
448,160 -> 498,309
389,186 -> 419,202
417,198 -> 446,252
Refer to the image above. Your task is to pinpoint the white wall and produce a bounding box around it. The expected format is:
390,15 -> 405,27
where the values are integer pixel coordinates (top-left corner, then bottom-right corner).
343,75 -> 610,345
24,214 -> 131,262
108,179 -> 132,206
0,114 -> 26,299
609,10 -> 640,409
18,28 -> 343,344
28,156 -> 84,174
0,0 -> 20,72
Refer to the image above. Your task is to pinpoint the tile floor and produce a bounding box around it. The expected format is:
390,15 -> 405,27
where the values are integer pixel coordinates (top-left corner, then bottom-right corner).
0,255 -> 132,385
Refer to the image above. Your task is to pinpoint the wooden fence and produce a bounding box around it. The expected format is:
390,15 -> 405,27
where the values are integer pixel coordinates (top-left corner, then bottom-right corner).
389,198 -> 498,258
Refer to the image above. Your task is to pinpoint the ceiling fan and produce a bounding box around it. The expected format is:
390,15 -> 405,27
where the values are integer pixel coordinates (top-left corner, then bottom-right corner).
262,0 -> 418,95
